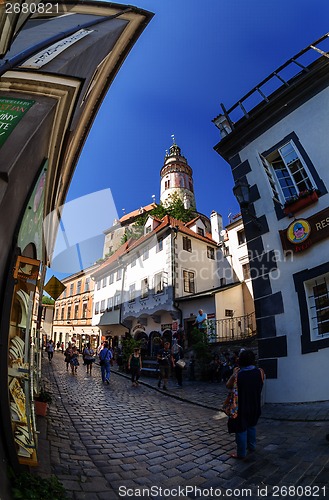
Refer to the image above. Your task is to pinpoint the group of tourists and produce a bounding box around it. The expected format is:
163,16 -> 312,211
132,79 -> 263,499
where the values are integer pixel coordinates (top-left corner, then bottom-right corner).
62,340 -> 114,382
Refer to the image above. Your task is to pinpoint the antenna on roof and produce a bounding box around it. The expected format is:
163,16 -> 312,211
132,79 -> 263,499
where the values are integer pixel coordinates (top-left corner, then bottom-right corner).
122,208 -> 126,215
152,194 -> 156,203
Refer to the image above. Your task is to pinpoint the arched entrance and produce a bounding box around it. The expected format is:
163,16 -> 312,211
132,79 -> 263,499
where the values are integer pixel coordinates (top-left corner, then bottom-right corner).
149,331 -> 162,356
162,329 -> 172,345
134,330 -> 148,355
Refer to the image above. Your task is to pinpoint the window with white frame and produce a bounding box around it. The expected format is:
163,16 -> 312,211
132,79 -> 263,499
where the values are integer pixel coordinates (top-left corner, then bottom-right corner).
154,272 -> 164,294
237,229 -> 246,245
183,270 -> 195,293
129,284 -> 136,302
141,278 -> 149,299
142,247 -> 149,260
260,140 -> 316,204
131,258 -> 136,267
95,302 -> 100,314
61,307 -> 64,320
96,280 -> 101,290
100,300 -> 106,313
82,302 -> 87,319
77,280 -> 82,294
109,272 -> 114,284
157,237 -> 163,252
242,263 -> 251,280
84,277 -> 90,292
107,297 -> 113,311
117,268 -> 122,281
305,273 -> 329,340
102,277 -> 107,288
74,303 -> 79,319
114,293 -> 121,309
67,305 -> 71,320
70,283 -> 74,295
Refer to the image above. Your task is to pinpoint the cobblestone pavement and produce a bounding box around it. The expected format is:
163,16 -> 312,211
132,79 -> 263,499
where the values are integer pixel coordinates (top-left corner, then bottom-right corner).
34,353 -> 329,500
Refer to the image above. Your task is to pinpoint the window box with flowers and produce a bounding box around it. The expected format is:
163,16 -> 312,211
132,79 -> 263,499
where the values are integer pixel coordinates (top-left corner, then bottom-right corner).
283,188 -> 319,216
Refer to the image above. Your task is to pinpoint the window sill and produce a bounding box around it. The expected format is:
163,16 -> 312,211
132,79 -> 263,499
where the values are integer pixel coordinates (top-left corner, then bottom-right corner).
283,191 -> 319,216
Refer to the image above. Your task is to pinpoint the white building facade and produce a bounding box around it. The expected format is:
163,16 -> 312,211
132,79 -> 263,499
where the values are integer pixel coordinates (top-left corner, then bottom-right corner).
214,34 -> 329,403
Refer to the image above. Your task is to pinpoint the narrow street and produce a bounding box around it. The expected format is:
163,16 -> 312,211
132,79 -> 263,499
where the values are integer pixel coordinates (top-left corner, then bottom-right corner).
35,353 -> 329,499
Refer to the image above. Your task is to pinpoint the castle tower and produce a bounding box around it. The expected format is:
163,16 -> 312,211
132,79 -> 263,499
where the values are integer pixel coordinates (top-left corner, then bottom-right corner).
160,136 -> 196,209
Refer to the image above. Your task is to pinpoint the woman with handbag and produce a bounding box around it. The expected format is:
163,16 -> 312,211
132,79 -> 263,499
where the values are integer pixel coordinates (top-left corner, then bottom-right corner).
225,349 -> 264,459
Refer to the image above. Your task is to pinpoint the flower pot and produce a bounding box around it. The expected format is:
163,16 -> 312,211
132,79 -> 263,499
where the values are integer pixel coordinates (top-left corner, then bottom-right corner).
283,191 -> 318,216
35,400 -> 48,417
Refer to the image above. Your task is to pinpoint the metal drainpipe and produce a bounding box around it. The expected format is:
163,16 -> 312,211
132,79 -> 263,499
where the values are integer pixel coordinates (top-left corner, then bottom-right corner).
170,226 -> 182,325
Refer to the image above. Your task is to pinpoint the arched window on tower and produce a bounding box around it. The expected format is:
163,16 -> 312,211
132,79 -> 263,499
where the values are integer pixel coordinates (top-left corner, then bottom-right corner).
165,179 -> 170,190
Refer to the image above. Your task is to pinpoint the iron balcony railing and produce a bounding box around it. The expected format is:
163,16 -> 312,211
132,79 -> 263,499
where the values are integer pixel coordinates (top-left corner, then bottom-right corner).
214,33 -> 329,133
207,312 -> 256,343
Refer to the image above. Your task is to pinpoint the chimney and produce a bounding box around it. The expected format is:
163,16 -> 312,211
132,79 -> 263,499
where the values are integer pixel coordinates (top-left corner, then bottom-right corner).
211,211 -> 223,244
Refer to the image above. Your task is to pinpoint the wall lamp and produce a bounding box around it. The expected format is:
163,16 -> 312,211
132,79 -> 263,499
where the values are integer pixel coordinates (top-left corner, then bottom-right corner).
232,179 -> 262,230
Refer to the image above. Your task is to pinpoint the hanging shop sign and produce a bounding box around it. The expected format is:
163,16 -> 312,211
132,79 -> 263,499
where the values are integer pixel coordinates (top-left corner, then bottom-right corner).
0,97 -> 35,148
132,324 -> 146,332
279,206 -> 329,253
13,256 -> 40,283
161,324 -> 172,331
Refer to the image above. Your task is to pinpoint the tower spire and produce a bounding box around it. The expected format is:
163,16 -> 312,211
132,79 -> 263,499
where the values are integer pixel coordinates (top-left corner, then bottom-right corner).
160,136 -> 196,209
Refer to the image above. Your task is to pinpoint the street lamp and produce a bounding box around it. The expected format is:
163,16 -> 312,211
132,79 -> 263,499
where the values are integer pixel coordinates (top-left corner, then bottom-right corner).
233,179 -> 262,230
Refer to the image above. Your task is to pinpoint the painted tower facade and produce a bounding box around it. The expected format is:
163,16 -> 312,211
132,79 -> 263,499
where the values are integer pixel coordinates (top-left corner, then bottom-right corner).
160,137 -> 196,209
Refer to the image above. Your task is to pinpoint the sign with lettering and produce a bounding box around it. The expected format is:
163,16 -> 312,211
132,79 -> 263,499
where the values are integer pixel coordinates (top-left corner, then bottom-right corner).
0,97 -> 35,147
279,206 -> 329,253
20,29 -> 93,69
44,275 -> 66,300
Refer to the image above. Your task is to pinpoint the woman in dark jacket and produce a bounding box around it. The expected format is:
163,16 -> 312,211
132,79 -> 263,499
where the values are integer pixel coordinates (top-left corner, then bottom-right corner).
226,349 -> 264,459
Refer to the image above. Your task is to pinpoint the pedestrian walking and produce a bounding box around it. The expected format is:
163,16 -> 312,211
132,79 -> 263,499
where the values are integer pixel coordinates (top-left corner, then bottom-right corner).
225,349 -> 264,459
46,340 -> 54,362
69,345 -> 79,374
83,342 -> 95,375
64,343 -> 72,370
157,341 -> 172,390
171,339 -> 184,387
99,341 -> 112,384
128,348 -> 142,387
61,341 -> 64,353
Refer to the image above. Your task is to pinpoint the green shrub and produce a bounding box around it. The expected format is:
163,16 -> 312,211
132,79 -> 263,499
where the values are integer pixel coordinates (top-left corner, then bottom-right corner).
12,472 -> 67,500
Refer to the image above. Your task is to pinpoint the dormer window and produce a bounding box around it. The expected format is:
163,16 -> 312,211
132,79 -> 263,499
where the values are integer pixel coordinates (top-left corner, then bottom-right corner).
197,227 -> 204,236
145,225 -> 152,234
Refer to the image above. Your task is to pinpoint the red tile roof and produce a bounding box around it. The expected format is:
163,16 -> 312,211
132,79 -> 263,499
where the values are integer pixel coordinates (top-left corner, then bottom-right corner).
92,215 -> 217,277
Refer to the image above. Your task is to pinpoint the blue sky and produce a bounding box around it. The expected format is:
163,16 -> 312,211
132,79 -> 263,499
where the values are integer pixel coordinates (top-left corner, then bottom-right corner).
50,0 -> 329,275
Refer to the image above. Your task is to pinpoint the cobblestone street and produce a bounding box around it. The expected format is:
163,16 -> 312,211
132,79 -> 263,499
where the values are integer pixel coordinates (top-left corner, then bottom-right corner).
35,353 -> 329,499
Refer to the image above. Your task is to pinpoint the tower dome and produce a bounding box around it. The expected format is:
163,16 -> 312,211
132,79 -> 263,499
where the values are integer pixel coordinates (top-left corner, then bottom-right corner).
160,135 -> 196,209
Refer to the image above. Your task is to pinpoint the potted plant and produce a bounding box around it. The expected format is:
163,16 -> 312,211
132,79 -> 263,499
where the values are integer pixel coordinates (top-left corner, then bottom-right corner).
34,387 -> 52,417
283,188 -> 319,216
